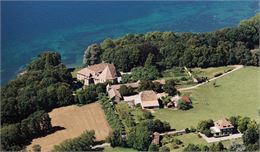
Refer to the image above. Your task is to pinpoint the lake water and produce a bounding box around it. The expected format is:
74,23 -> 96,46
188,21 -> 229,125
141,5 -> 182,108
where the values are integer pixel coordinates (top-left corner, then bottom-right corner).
1,1 -> 259,85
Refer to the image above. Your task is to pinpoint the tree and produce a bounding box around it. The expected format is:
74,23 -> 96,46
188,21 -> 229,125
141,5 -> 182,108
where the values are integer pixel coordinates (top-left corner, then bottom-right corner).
138,80 -> 155,91
242,126 -> 259,145
127,124 -> 152,151
144,53 -> 155,67
183,144 -> 201,151
52,130 -> 95,151
197,119 -> 214,137
32,144 -> 41,152
142,111 -> 153,119
83,44 -> 102,65
163,79 -> 177,96
209,142 -> 225,151
119,85 -> 135,96
153,82 -> 163,93
148,143 -> 159,152
229,116 -> 240,129
131,66 -> 159,81
20,111 -> 52,138
177,99 -> 193,110
107,130 -> 124,147
238,117 -> 251,133
1,124 -> 24,151
159,146 -> 170,152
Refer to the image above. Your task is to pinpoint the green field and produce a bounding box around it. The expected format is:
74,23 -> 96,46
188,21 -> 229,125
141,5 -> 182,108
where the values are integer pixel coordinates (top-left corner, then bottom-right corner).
163,133 -> 243,152
103,146 -> 137,152
191,66 -> 234,79
154,67 -> 260,130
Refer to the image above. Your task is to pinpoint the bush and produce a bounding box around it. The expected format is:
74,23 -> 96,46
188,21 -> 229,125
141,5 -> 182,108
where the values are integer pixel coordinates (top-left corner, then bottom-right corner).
185,128 -> 190,133
175,139 -> 183,145
32,145 -> 41,152
190,126 -> 196,132
98,94 -> 124,130
119,85 -> 135,96
177,100 -> 193,110
214,72 -> 223,77
148,143 -> 159,152
163,79 -> 178,96
159,146 -> 170,152
143,111 -> 153,119
52,130 -> 95,151
202,129 -> 213,137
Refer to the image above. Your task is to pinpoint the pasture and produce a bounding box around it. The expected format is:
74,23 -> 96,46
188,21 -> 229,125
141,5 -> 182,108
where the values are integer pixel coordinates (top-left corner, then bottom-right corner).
154,67 -> 260,130
27,103 -> 111,152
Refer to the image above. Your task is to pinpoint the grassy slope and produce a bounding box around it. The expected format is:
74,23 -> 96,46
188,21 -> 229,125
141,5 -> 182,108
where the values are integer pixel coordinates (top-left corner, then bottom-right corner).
154,67 -> 260,130
165,133 -> 243,152
103,147 -> 137,152
191,66 -> 234,79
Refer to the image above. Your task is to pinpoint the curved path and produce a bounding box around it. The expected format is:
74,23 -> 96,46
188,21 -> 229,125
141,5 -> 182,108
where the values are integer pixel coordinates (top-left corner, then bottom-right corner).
178,65 -> 244,91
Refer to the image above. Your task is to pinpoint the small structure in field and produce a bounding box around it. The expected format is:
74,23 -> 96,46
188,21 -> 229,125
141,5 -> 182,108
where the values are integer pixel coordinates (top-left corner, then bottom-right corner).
210,118 -> 234,137
77,63 -> 119,85
169,95 -> 192,108
135,90 -> 160,109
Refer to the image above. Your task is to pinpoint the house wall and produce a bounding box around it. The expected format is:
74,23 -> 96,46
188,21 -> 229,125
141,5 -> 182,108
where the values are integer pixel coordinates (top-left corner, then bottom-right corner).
77,74 -> 85,81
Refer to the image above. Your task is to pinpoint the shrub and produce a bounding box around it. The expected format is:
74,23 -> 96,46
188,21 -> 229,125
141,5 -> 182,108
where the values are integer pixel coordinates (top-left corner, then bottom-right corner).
175,139 -> 183,145
190,126 -> 196,132
214,72 -> 223,77
32,145 -> 41,152
119,85 -> 135,96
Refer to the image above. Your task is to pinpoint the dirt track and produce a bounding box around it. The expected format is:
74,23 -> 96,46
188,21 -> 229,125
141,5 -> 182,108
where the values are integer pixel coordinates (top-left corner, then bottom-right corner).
27,103 -> 111,152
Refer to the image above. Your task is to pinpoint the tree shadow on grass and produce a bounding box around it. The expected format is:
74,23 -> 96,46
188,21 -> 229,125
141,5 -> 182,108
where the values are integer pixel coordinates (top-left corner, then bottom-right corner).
39,126 -> 66,138
26,126 -> 66,146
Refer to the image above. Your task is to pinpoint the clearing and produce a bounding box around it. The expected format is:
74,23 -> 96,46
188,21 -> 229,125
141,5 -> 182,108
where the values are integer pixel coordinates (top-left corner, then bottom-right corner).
154,67 -> 260,130
27,103 -> 111,152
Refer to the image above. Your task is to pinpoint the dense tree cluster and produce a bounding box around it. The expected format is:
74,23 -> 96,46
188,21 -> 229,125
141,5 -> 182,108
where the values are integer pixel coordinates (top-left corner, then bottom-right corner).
98,94 -> 124,131
177,99 -> 193,110
183,142 -> 225,151
1,52 -> 75,151
107,104 -> 171,151
197,119 -> 214,137
84,14 -> 260,71
119,85 -> 136,96
1,52 -> 74,125
1,111 -> 52,151
138,80 -> 160,92
229,116 -> 259,151
52,130 -> 95,152
116,104 -> 136,128
75,83 -> 106,104
163,79 -> 178,96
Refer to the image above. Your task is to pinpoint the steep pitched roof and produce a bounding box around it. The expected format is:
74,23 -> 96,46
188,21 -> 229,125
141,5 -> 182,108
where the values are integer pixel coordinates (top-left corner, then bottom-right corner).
214,118 -> 234,129
77,63 -> 117,80
107,88 -> 122,99
98,65 -> 117,80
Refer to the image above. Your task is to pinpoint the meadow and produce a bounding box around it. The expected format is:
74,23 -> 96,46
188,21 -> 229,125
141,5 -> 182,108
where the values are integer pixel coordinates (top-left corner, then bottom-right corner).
154,67 -> 260,130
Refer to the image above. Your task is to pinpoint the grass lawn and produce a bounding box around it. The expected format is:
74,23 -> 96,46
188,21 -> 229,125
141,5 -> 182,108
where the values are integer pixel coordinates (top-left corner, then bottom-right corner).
154,67 -> 260,130
103,146 -> 137,152
163,133 -> 243,152
191,66 -> 234,79
162,68 -> 191,80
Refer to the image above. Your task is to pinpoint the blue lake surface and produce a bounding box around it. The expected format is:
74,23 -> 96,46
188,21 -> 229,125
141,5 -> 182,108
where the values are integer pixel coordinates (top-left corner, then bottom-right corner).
1,1 -> 259,85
